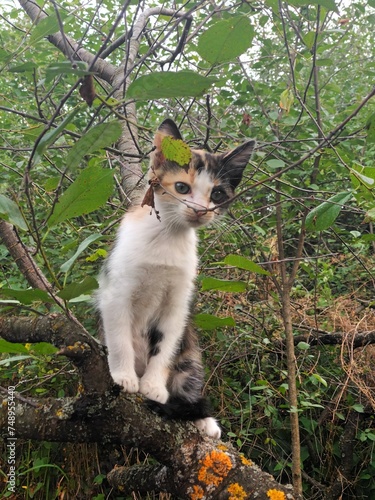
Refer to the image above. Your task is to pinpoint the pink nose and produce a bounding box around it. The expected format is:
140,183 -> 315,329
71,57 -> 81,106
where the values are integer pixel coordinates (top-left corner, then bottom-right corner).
195,209 -> 207,218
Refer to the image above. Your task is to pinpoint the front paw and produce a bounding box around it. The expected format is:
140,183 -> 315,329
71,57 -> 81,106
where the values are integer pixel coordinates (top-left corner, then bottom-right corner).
139,378 -> 169,404
111,371 -> 139,393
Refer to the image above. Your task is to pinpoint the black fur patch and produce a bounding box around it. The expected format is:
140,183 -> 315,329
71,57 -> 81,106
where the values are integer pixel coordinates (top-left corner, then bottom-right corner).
175,359 -> 193,373
148,326 -> 164,357
191,154 -> 205,173
147,395 -> 213,420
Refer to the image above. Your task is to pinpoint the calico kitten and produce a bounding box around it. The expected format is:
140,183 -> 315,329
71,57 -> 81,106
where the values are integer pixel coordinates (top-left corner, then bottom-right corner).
97,119 -> 255,438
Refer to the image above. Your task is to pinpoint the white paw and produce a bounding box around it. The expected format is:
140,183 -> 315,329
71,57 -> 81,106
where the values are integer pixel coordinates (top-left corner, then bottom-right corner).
139,378 -> 169,404
111,371 -> 139,393
195,417 -> 221,439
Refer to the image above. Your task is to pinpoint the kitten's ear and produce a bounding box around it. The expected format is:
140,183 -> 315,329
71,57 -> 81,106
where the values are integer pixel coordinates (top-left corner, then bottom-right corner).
158,119 -> 183,140
154,119 -> 183,150
222,140 -> 256,189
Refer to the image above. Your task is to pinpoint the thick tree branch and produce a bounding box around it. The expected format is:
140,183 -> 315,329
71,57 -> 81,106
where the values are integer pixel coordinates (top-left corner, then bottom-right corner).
107,464 -> 176,496
0,314 -> 295,499
0,314 -> 111,393
112,7 -> 193,198
18,0 -> 116,83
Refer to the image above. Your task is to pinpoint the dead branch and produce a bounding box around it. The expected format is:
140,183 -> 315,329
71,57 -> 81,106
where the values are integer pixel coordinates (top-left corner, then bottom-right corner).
283,329 -> 375,349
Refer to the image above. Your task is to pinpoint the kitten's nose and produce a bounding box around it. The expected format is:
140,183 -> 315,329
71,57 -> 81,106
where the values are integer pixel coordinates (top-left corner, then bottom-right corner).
195,209 -> 207,218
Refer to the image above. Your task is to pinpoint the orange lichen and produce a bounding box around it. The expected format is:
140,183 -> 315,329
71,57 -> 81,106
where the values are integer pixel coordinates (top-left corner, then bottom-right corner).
227,483 -> 247,500
217,444 -> 228,451
240,455 -> 253,467
197,449 -> 233,487
267,489 -> 286,500
190,485 -> 204,500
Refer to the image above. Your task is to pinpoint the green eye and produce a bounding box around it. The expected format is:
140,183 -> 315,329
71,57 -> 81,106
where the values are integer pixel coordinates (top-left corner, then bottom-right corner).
211,188 -> 227,204
175,182 -> 191,195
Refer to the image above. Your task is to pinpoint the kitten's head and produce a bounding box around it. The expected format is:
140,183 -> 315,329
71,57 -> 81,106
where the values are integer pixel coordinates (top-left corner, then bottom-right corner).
148,119 -> 255,230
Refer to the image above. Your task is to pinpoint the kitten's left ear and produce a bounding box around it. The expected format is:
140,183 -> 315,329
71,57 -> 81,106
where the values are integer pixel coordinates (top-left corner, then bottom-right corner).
157,119 -> 183,140
222,140 -> 256,189
154,119 -> 183,151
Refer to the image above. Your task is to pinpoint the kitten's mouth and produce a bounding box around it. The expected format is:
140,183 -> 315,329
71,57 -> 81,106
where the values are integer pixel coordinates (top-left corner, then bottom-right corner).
185,210 -> 211,227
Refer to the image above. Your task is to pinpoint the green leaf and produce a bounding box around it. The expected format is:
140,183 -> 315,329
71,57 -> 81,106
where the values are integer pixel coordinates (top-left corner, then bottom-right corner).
316,58 -> 333,67
21,125 -> 46,142
352,168 -> 375,187
30,342 -> 58,355
161,136 -> 192,166
305,192 -> 352,231
0,355 -> 32,366
57,277 -> 98,300
279,88 -> 294,113
314,0 -> 338,11
351,403 -> 364,413
34,107 -> 79,165
0,194 -> 27,231
289,0 -> 338,11
8,62 -> 38,72
127,71 -> 218,100
197,16 -> 254,65
44,176 -> 60,192
303,31 -> 316,50
297,341 -> 311,351
66,121 -> 122,171
45,61 -> 90,83
0,339 -> 28,354
365,208 -> 375,222
224,254 -> 270,275
194,313 -> 236,330
266,159 -> 285,171
311,373 -> 327,387
47,165 -> 114,227
0,288 -> 52,305
29,14 -> 61,44
201,277 -> 246,292
60,234 -> 104,273
0,49 -> 11,62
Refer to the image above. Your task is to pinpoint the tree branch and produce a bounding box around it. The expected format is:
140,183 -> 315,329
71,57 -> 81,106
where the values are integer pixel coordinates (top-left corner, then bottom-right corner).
0,221 -> 64,308
18,0 -> 116,83
0,314 -> 111,393
0,314 -> 295,499
285,328 -> 375,349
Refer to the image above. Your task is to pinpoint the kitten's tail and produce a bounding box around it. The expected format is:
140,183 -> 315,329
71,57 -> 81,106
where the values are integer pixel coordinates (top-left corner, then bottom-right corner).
147,396 -> 222,439
147,395 -> 212,421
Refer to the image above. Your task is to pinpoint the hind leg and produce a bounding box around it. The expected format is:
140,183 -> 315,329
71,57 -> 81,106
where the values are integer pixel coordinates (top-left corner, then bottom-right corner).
167,326 -> 221,439
195,417 -> 221,439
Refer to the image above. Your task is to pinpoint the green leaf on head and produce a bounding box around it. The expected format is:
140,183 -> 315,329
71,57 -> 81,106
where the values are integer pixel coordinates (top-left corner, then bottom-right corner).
161,136 -> 192,167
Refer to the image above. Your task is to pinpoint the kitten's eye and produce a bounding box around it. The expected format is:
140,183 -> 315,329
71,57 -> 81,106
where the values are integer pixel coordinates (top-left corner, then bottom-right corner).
210,188 -> 228,204
175,182 -> 191,195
